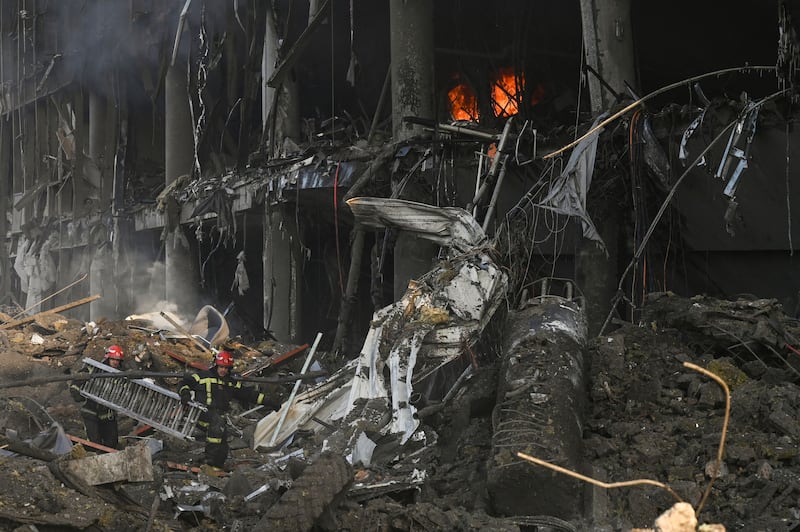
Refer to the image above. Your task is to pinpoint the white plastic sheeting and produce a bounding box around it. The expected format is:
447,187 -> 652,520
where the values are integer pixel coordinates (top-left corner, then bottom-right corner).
13,234 -> 57,314
253,198 -> 507,449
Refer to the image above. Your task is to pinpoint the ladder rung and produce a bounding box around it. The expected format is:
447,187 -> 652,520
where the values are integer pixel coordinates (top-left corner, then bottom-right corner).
77,358 -> 204,441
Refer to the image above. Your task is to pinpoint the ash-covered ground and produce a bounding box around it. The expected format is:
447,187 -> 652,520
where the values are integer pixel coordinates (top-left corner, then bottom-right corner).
0,293 -> 799,531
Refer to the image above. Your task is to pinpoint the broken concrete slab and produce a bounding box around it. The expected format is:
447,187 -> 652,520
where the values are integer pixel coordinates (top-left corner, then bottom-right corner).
59,442 -> 153,485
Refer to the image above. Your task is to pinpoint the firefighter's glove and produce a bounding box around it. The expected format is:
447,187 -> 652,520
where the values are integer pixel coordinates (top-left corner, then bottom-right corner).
258,394 -> 280,412
180,389 -> 191,406
69,385 -> 86,405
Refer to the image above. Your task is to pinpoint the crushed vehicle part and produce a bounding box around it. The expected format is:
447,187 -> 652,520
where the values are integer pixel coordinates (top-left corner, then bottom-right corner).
175,491 -> 227,522
487,284 -> 588,519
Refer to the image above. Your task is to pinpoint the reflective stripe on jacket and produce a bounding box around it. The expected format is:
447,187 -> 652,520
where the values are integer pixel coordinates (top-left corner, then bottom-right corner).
178,369 -> 263,411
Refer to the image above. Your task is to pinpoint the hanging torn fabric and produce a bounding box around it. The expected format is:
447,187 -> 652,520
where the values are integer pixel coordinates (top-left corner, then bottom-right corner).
191,187 -> 237,240
537,112 -> 608,251
231,250 -> 250,296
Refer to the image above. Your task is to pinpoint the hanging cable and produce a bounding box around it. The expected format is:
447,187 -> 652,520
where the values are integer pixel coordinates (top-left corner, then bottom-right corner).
787,120 -> 794,256
575,40 -> 585,139
333,163 -> 344,296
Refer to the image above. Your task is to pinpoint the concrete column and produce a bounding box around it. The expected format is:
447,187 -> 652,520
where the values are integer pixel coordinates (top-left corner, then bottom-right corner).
275,79 -> 301,154
393,233 -> 438,300
289,230 -> 303,343
164,64 -> 198,314
577,0 -> 635,335
0,118 -> 9,302
261,6 -> 278,134
308,0 -> 321,24
263,206 -> 302,343
88,91 -> 117,320
389,0 -> 434,141
580,0 -> 636,111
262,7 -> 300,157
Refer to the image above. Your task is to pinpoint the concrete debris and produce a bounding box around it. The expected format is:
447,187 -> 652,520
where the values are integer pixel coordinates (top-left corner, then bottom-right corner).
60,442 -> 154,485
2,287 -> 800,529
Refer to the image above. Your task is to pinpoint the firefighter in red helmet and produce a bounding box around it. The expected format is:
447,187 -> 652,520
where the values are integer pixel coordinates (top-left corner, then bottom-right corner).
179,350 -> 278,468
69,345 -> 126,450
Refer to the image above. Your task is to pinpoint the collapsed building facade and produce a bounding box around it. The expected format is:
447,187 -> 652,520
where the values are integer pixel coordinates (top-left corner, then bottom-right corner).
3,0 -> 800,529
2,0 -> 799,341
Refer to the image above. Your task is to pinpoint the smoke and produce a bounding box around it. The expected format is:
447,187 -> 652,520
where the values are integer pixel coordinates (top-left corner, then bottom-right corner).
39,0 -> 233,99
126,256 -> 193,325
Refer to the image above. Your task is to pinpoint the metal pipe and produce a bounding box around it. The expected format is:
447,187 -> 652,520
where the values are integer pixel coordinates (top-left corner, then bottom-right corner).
481,157 -> 509,233
470,117 -> 514,210
269,332 -> 323,446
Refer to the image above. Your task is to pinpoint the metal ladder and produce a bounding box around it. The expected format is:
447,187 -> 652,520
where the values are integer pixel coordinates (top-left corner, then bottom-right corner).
77,358 -> 206,440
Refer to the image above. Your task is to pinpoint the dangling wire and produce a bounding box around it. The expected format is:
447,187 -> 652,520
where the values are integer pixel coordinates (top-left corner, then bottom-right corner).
575,40 -> 585,139
333,163 -> 344,296
190,3 -> 209,179
787,120 -> 794,256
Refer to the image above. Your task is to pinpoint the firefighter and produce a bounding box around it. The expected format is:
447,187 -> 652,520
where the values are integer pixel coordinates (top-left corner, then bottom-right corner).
179,350 -> 276,468
69,345 -> 125,450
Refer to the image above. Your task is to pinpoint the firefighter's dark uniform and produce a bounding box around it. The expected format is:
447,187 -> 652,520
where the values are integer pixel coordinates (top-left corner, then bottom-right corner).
69,359 -> 120,449
179,367 -> 274,467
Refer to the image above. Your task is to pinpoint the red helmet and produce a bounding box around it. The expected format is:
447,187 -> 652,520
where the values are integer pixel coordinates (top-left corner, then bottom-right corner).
214,351 -> 234,368
106,345 -> 124,360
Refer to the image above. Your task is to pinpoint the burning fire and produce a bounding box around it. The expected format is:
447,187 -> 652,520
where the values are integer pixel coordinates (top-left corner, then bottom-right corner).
448,68 -> 542,122
492,67 -> 523,117
448,81 -> 479,122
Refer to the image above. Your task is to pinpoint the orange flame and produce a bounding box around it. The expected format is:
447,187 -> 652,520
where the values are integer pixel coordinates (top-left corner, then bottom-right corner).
492,67 -> 523,117
448,82 -> 479,121
448,69 -> 541,122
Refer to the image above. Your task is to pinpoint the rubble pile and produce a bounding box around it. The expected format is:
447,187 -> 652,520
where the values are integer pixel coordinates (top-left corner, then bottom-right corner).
585,293 -> 800,531
1,291 -> 800,530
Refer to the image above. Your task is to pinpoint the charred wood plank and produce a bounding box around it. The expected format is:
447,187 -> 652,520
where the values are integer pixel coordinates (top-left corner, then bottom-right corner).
0,294 -> 101,330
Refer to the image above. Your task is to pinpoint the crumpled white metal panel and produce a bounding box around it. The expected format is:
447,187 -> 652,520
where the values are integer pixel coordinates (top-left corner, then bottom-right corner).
252,198 -> 507,450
